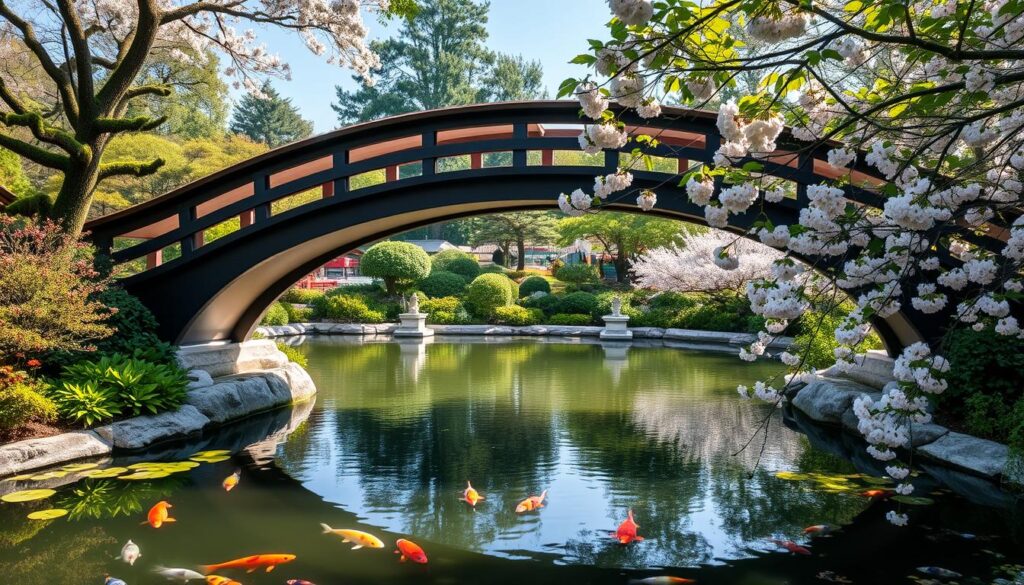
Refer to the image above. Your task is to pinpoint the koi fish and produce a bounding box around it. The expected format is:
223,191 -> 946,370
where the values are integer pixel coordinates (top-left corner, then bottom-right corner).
770,539 -> 811,555
395,539 -> 428,564
515,489 -> 548,513
615,509 -> 644,544
286,581 -> 316,585
860,489 -> 892,498
917,567 -> 962,579
628,576 -> 696,584
222,470 -> 241,492
105,577 -> 127,585
146,501 -> 176,528
803,524 -> 836,535
462,481 -> 484,507
153,566 -> 205,581
205,577 -> 242,585
320,523 -> 385,549
200,554 -> 296,574
117,539 -> 141,565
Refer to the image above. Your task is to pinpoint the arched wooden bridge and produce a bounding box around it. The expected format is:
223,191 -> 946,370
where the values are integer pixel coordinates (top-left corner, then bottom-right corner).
86,101 -> 993,349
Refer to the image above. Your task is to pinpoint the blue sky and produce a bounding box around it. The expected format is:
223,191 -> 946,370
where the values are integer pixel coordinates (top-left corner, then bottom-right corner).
249,0 -> 610,133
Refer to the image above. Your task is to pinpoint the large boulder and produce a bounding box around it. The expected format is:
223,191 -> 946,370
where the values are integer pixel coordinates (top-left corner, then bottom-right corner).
791,377 -> 877,424
839,407 -> 949,447
817,350 -> 896,390
94,405 -> 211,451
919,432 -> 1009,478
177,340 -> 289,378
186,377 -> 278,424
0,431 -> 111,477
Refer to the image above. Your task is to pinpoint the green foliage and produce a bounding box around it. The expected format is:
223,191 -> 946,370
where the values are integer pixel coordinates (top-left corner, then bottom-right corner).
547,313 -> 593,326
360,241 -> 432,295
421,296 -> 471,325
261,302 -> 289,326
430,249 -> 481,281
555,263 -> 600,285
0,367 -> 56,432
506,277 -> 519,301
419,271 -> 467,298
276,342 -> 308,368
466,273 -> 515,318
556,211 -> 682,282
520,292 -> 561,315
519,276 -> 551,297
314,295 -> 387,323
49,354 -> 188,426
230,81 -> 313,148
0,147 -> 33,198
557,291 -> 599,317
280,288 -> 325,304
126,50 -> 229,140
282,302 -> 313,323
492,305 -> 543,326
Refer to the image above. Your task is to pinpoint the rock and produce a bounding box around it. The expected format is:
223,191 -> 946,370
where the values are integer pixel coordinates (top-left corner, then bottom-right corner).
0,431 -> 111,477
818,350 -> 895,390
664,328 -> 736,344
791,377 -> 877,424
518,325 -> 550,336
177,340 -> 288,378
631,327 -> 665,339
1004,451 -> 1024,490
543,325 -> 601,336
94,405 -> 211,451
919,432 -> 1009,478
262,363 -> 317,404
186,369 -> 214,390
186,377 -> 277,424
838,407 -> 947,447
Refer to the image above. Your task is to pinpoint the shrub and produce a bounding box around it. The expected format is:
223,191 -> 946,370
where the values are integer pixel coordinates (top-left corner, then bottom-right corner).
595,291 -> 642,319
557,291 -> 599,317
50,353 -> 189,426
315,294 -> 386,323
521,293 -> 561,315
430,249 -> 480,281
555,263 -> 599,285
493,305 -> 543,326
325,283 -> 384,296
420,296 -> 471,324
360,241 -> 431,294
466,273 -> 515,318
419,271 -> 467,298
280,288 -> 325,304
0,367 -> 55,432
547,313 -> 592,326
519,276 -> 551,297
261,302 -> 289,326
283,302 -> 313,323
549,258 -> 565,277
507,277 -> 519,301
276,342 -> 308,368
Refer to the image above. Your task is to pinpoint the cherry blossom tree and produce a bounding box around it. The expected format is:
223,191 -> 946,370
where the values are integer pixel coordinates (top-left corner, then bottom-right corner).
632,228 -> 784,293
557,0 -> 1024,523
0,0 -> 414,240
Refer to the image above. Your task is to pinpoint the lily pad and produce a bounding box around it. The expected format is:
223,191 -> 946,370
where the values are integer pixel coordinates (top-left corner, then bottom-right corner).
892,496 -> 935,506
60,463 -> 99,472
191,455 -> 231,464
29,471 -> 68,481
192,449 -> 231,458
1,474 -> 36,482
119,471 -> 171,481
862,476 -> 894,485
27,509 -> 68,520
81,467 -> 128,478
775,471 -> 811,481
1,489 -> 57,503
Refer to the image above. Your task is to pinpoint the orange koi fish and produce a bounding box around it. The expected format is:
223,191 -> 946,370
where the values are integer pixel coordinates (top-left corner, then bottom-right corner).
394,539 -> 428,564
205,577 -> 242,585
145,501 -> 175,528
770,539 -> 811,555
222,470 -> 241,492
200,554 -> 296,574
462,481 -> 484,507
515,489 -> 548,513
803,524 -> 836,535
860,489 -> 893,498
628,578 -> 697,584
286,581 -> 316,585
615,509 -> 644,544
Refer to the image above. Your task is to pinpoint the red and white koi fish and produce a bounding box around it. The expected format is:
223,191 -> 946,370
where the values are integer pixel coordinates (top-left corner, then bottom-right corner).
394,539 -> 428,564
462,481 -> 484,507
770,539 -> 811,555
803,524 -> 836,535
860,489 -> 893,498
515,489 -> 548,513
146,500 -> 175,528
200,554 -> 296,574
615,509 -> 644,545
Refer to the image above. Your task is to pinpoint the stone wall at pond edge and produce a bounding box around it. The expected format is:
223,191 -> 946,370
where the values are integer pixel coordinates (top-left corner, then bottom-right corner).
0,340 -> 316,477
787,351 -> 1022,493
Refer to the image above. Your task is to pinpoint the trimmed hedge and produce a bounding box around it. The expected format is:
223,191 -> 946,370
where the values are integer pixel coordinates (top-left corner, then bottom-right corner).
519,276 -> 551,297
314,295 -> 386,323
466,273 -> 515,318
547,313 -> 592,326
430,249 -> 481,281
419,271 -> 467,298
493,305 -> 543,326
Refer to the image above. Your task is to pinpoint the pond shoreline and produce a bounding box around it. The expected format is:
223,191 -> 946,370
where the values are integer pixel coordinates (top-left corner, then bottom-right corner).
0,340 -> 316,478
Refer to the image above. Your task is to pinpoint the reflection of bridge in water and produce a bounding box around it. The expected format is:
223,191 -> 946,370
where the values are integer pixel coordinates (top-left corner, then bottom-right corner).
82,101 -> 1002,350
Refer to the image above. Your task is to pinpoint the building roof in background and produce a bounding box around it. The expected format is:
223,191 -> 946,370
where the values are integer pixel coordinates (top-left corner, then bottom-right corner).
402,239 -> 457,253
0,185 -> 16,208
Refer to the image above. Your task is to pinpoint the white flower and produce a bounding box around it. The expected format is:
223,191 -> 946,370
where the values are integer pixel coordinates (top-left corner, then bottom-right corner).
636,189 -> 657,211
719,182 -> 759,214
686,77 -> 716,101
965,65 -> 995,93
686,176 -> 715,206
885,465 -> 910,480
607,0 -> 654,26
576,82 -> 609,120
579,122 -> 628,154
764,187 -> 787,203
747,12 -> 810,42
712,246 -> 739,270
571,188 -> 593,212
895,482 -> 915,495
758,225 -> 791,248
611,73 -> 645,107
636,98 -> 662,119
886,511 -> 909,526
780,351 -> 801,366
594,171 -> 633,199
558,193 -> 584,217
827,147 -> 857,168
835,36 -> 870,66
704,205 -> 728,227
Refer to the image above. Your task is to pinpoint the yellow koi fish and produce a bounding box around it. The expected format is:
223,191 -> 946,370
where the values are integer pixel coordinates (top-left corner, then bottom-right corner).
320,523 -> 385,550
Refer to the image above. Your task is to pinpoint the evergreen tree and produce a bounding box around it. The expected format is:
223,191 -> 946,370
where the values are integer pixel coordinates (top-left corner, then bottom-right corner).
230,82 -> 314,148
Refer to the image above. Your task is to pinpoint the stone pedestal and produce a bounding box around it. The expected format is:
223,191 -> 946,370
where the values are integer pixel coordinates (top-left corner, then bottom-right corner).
394,313 -> 434,338
600,315 -> 632,340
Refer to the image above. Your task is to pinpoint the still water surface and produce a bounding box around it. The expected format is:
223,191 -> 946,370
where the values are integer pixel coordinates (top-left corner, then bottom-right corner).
0,338 -> 1021,584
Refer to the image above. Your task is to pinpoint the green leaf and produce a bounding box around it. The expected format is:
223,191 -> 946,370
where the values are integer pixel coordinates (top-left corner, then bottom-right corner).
892,495 -> 935,506
742,161 -> 764,172
570,54 -> 597,65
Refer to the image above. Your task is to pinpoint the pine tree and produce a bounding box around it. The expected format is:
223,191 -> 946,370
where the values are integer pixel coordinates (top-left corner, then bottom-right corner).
230,82 -> 314,148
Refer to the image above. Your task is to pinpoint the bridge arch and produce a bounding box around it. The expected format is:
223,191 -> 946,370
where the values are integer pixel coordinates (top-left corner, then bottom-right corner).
86,102 -> 983,350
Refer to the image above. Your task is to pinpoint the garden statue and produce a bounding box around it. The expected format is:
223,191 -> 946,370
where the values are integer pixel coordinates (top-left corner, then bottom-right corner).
407,293 -> 420,315
611,295 -> 622,317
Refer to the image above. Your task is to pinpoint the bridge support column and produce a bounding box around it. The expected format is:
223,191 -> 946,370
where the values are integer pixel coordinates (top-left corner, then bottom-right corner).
240,209 -> 255,228
321,182 -> 334,198
470,152 -> 482,169
386,165 -> 398,182
542,149 -> 553,166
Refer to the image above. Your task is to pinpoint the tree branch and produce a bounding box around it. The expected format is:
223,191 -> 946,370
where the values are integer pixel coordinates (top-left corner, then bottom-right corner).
0,131 -> 70,169
95,0 -> 160,115
55,0 -> 95,113
94,115 -> 168,134
98,158 -> 165,180
0,111 -> 87,158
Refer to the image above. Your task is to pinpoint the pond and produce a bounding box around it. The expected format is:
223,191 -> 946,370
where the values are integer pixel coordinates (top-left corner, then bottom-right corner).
0,337 -> 1021,585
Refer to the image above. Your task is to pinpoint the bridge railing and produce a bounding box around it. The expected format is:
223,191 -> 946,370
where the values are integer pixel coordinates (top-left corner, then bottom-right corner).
84,102 -> 1004,279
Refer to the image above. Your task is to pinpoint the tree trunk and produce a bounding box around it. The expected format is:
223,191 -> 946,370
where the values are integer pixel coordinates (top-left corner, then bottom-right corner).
49,157 -> 101,242
384,277 -> 397,296
516,239 -> 526,271
614,251 -> 629,283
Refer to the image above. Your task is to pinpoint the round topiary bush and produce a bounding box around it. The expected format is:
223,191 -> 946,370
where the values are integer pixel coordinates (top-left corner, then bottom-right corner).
430,249 -> 481,281
261,302 -> 289,326
557,291 -> 599,316
519,276 -> 551,297
555,263 -> 600,285
419,271 -> 467,298
360,241 -> 431,295
492,305 -> 543,326
466,273 -> 515,318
